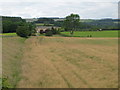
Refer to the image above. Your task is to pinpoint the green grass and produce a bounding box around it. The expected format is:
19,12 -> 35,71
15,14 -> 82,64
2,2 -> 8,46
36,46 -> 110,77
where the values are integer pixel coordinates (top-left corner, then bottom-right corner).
36,23 -> 44,26
0,33 -> 17,36
36,23 -> 54,26
61,30 -> 119,37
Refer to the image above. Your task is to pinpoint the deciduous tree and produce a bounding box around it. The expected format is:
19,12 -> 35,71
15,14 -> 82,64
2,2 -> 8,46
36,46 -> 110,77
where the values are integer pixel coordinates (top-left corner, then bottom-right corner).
63,13 -> 80,35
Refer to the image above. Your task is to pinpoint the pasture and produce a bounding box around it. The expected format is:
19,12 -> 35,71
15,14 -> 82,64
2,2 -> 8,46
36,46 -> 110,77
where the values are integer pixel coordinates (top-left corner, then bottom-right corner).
61,30 -> 119,37
16,36 -> 118,88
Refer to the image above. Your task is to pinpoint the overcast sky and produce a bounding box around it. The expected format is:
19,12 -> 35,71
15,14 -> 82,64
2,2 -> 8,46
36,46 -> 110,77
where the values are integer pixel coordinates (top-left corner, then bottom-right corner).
0,0 -> 119,19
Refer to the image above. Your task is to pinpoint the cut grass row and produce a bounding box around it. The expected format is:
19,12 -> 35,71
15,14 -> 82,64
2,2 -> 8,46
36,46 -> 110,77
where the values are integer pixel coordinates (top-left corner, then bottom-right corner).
2,37 -> 26,88
17,37 -> 118,88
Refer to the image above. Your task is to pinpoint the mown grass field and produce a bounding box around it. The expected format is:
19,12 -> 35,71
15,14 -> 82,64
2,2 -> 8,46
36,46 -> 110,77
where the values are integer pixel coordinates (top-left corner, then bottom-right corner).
2,37 -> 25,88
61,30 -> 119,37
15,36 -> 118,88
2,30 -> 119,88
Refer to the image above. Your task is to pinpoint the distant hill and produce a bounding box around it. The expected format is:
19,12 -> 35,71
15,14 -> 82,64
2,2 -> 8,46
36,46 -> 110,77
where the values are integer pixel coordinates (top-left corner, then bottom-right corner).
24,18 -> 38,22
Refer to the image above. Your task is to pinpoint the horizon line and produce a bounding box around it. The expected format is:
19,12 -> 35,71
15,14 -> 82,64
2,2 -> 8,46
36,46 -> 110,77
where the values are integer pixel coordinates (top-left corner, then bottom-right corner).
1,15 -> 119,20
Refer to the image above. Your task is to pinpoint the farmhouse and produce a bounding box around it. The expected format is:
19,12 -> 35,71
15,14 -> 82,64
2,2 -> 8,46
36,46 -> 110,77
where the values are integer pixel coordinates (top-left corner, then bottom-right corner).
36,26 -> 60,33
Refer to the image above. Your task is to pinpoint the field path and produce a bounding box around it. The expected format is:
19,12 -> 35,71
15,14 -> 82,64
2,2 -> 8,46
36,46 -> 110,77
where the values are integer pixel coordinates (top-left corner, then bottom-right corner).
17,36 -> 118,88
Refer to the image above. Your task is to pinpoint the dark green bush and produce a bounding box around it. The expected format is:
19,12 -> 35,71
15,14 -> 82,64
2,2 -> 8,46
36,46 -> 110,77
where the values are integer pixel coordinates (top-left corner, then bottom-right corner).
51,27 -> 57,34
16,25 -> 30,38
45,29 -> 53,36
58,28 -> 65,32
40,30 -> 44,34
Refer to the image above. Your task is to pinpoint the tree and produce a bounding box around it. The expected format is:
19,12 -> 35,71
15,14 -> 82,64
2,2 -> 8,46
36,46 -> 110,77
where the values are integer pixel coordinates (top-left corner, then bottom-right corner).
63,13 -> 80,35
2,16 -> 25,33
35,18 -> 54,24
27,23 -> 36,36
16,24 -> 30,38
51,27 -> 57,34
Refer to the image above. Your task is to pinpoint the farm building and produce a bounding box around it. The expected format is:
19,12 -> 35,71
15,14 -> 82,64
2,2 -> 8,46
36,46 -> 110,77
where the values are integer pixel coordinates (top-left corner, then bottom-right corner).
36,26 -> 60,33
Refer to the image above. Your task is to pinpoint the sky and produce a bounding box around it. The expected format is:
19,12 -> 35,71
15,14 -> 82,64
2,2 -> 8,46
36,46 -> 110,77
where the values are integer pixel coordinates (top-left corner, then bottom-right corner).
0,0 -> 119,19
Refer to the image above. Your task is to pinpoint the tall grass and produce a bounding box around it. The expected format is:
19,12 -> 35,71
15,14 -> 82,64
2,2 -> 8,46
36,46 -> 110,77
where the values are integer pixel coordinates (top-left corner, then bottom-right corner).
2,37 -> 26,88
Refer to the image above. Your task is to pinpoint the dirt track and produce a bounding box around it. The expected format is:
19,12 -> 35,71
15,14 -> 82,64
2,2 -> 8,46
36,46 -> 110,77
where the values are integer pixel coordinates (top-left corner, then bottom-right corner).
18,36 -> 118,88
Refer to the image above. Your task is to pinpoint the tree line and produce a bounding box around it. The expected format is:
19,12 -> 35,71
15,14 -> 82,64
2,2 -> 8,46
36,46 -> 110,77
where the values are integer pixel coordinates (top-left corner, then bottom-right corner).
2,14 -> 119,37
2,16 -> 36,37
2,16 -> 26,33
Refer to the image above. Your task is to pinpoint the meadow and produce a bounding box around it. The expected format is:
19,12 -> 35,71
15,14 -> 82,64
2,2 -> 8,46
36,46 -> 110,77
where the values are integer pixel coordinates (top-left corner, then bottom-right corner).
61,30 -> 119,37
2,37 -> 25,88
14,36 -> 118,88
2,14 -> 119,88
2,30 -> 118,88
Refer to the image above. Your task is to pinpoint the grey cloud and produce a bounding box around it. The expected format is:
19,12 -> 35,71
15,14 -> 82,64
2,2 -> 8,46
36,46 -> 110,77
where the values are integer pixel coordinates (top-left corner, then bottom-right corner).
0,1 -> 118,19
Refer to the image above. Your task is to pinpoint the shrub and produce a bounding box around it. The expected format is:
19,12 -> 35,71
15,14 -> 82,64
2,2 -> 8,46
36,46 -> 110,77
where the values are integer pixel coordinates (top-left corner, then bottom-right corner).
40,30 -> 44,34
16,25 -> 30,38
2,77 -> 12,88
31,33 -> 36,36
56,29 -> 60,34
90,35 -> 92,37
45,29 -> 53,36
51,27 -> 57,34
31,30 -> 36,36
58,28 -> 64,32
51,27 -> 61,35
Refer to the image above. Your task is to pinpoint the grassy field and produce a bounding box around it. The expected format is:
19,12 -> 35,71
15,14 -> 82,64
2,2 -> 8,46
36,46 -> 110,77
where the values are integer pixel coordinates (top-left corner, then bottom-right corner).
36,23 -> 54,26
35,23 -> 44,26
2,31 -> 119,88
61,30 -> 119,37
16,36 -> 118,88
0,33 -> 17,36
0,30 -> 119,38
2,37 -> 25,88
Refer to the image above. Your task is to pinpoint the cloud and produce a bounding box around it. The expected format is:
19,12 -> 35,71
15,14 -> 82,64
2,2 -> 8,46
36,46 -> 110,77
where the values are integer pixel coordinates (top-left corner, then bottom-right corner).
0,0 -> 119,2
0,0 -> 119,19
